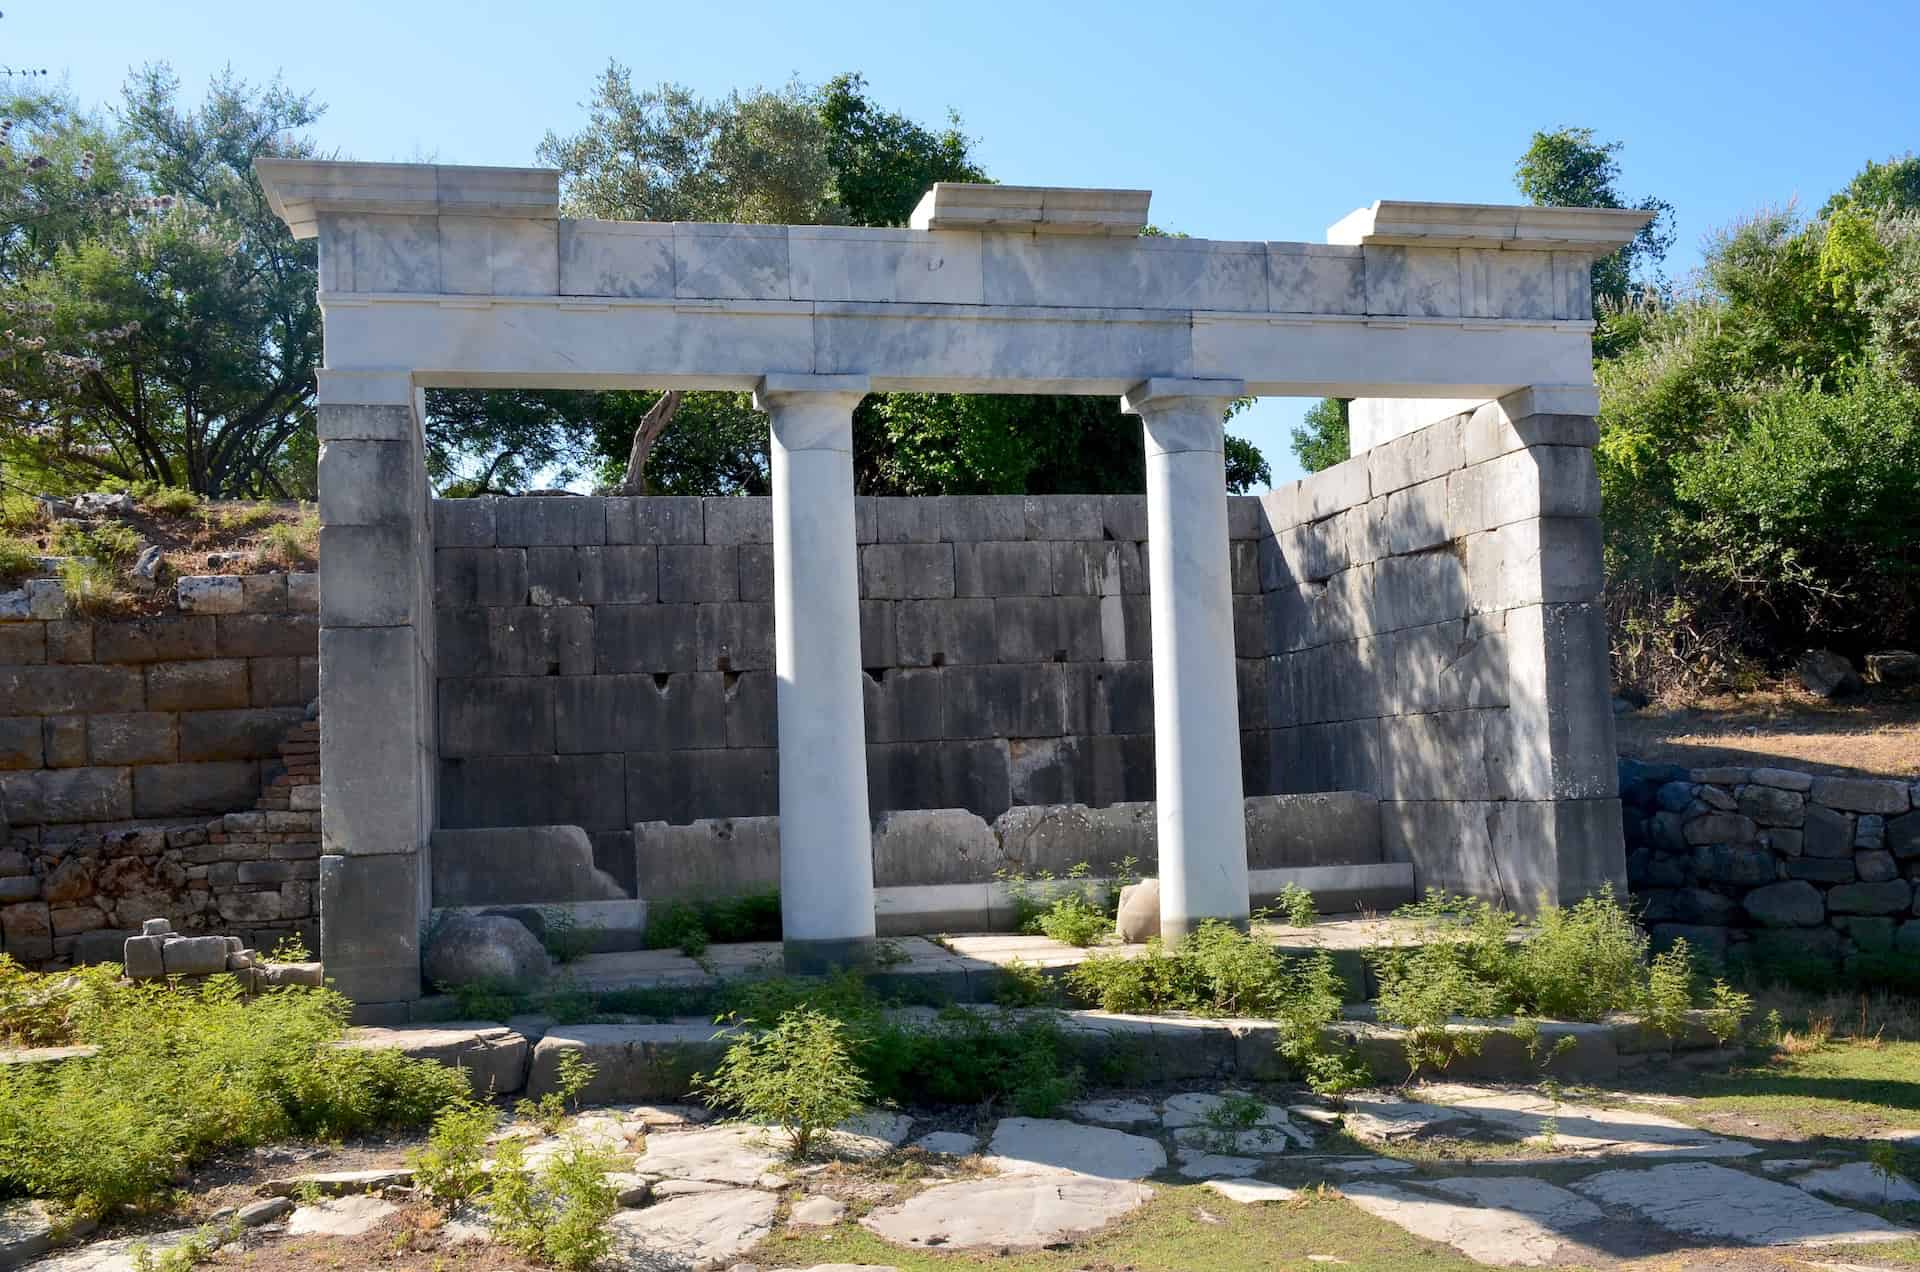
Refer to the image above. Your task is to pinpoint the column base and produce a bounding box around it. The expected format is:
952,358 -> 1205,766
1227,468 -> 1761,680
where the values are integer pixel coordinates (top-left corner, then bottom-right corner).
1159,912 -> 1252,946
782,936 -> 877,976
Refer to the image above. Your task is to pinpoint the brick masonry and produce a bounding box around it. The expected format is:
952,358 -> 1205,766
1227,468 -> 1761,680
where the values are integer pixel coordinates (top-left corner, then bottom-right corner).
1621,759 -> 1920,973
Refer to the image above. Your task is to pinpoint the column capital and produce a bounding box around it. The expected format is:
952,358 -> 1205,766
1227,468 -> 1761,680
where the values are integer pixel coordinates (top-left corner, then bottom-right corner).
753,372 -> 871,411
1120,377 -> 1245,416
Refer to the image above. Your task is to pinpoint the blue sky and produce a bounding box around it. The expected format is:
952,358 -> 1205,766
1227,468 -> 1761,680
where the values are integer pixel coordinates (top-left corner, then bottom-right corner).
16,0 -> 1917,487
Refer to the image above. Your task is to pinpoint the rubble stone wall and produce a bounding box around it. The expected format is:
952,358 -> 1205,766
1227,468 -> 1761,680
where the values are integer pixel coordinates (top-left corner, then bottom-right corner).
1621,759 -> 1920,974
0,575 -> 320,967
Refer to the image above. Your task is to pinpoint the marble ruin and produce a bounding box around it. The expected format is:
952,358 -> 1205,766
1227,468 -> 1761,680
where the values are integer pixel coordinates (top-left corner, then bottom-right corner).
252,158 -> 1650,1009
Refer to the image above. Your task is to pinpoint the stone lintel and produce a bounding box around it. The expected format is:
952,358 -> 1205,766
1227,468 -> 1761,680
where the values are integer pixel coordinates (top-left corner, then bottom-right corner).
256,159 -> 558,239
910,183 -> 1152,235
1327,200 -> 1653,255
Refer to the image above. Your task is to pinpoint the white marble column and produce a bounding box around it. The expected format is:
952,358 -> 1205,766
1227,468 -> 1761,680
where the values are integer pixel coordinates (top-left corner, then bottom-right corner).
752,374 -> 876,972
1121,378 -> 1250,942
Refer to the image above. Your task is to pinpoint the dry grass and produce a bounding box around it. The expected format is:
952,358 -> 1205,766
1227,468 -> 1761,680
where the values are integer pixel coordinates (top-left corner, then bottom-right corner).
1778,1015 -> 1833,1056
1616,688 -> 1920,778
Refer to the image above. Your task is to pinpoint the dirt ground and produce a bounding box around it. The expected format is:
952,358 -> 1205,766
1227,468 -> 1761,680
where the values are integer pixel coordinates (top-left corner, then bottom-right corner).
1615,689 -> 1920,779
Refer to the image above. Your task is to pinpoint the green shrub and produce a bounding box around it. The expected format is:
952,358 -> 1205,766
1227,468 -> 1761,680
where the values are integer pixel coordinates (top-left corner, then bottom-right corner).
485,1135 -> 618,1272
258,508 -> 318,568
1640,940 -> 1695,1036
539,908 -> 596,965
1030,889 -> 1110,947
645,889 -> 781,955
57,558 -> 127,616
1272,951 -> 1371,1096
694,1007 -> 870,1158
1505,885 -> 1647,1022
137,485 -> 202,517
0,491 -> 44,532
1275,882 -> 1318,928
0,974 -> 466,1213
412,1099 -> 498,1208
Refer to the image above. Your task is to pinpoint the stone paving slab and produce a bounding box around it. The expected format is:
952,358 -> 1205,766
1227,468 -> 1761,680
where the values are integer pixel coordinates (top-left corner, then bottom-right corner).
21,1229 -> 198,1271
861,1176 -> 1155,1250
608,1187 -> 778,1269
1446,1092 -> 1758,1158
633,1125 -> 784,1186
1793,1162 -> 1920,1206
984,1116 -> 1166,1179
1341,1178 -> 1601,1267
1571,1161 -> 1913,1246
1203,1178 -> 1300,1204
286,1194 -> 399,1237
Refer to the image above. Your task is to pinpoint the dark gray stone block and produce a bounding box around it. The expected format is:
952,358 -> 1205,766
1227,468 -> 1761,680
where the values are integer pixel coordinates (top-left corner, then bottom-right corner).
554,673 -> 725,754
435,548 -> 529,607
591,830 -> 638,896
953,541 -> 1052,598
943,663 -> 1066,739
863,667 -> 944,743
861,543 -> 956,599
130,761 -> 256,818
867,739 -> 1010,819
92,616 -> 217,664
178,707 -> 305,761
1803,804 -> 1855,858
85,713 -> 176,765
992,596 -> 1102,662
320,853 -> 422,1003
1374,549 -> 1469,631
215,613 -> 320,658
738,544 -> 773,601
439,677 -> 556,757
0,622 -> 45,665
1,765 -> 134,822
624,748 -> 779,824
634,817 -> 781,900
703,497 -> 771,545
594,604 -> 699,674
143,658 -> 248,711
439,753 -> 628,830
1062,660 -> 1154,736
433,498 -> 495,547
723,669 -> 778,747
1099,494 -> 1150,542
249,656 -> 306,707
1227,495 -> 1265,541
494,496 -> 607,546
1233,594 -> 1267,658
606,497 -> 703,545
433,607 -> 491,677
479,606 -> 594,677
1049,540 -> 1142,596
659,544 -> 740,603
875,497 -> 942,543
1023,495 -> 1103,540
430,826 -> 629,906
317,402 -> 414,442
1229,540 -> 1260,595
896,598 -> 997,667
1007,736 -> 1078,805
1067,733 -> 1156,806
0,665 -> 145,715
942,495 -> 1026,542
0,716 -> 44,769
859,600 -> 899,667
696,603 -> 775,671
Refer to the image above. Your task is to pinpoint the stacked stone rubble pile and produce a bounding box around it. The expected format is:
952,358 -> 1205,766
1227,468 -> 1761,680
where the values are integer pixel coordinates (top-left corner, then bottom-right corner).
120,915 -> 322,990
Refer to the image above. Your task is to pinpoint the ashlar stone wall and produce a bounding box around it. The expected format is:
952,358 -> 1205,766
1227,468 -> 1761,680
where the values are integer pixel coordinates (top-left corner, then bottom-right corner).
430,492 -> 1271,880
1249,398 -> 1623,906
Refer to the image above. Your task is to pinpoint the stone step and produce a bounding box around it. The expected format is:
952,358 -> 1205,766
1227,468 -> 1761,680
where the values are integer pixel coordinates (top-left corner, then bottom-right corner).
516,1005 -> 1736,1102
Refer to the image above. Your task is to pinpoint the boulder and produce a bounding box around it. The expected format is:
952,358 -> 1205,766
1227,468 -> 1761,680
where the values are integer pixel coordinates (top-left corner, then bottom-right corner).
1797,650 -> 1862,699
422,913 -> 551,990
1116,879 -> 1158,944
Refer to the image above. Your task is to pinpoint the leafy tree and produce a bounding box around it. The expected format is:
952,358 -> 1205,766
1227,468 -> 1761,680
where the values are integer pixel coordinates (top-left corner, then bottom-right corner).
1288,397 -> 1349,474
1514,126 -> 1674,313
0,66 -> 322,497
1819,152 -> 1920,216
819,73 -> 985,226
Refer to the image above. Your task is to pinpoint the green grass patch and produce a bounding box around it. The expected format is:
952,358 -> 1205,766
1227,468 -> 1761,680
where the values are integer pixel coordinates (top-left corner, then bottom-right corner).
0,533 -> 37,582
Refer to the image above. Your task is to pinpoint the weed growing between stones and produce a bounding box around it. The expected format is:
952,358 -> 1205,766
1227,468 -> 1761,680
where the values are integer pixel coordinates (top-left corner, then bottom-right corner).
0,968 -> 468,1215
536,907 -> 596,965
485,1135 -> 619,1271
410,1099 -> 498,1207
999,858 -> 1139,948
1274,882 -> 1319,928
517,1051 -> 597,1134
644,889 -> 782,956
695,1007 -> 872,1158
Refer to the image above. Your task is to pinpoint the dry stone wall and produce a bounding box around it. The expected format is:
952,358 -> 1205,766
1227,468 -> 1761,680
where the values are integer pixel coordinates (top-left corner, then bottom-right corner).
1,575 -> 320,968
1621,759 -> 1920,975
430,494 -> 1271,871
